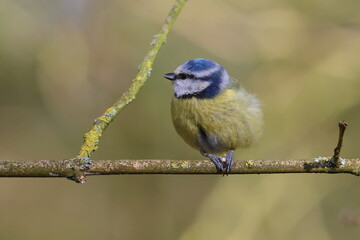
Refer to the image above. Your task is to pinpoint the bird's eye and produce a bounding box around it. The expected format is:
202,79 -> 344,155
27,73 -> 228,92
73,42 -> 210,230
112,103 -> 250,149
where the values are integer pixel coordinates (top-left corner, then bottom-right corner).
177,73 -> 187,79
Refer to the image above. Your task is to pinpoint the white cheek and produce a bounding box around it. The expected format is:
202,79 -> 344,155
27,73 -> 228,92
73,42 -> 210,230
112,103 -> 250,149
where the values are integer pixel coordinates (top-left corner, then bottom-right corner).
198,81 -> 209,90
173,79 -> 210,97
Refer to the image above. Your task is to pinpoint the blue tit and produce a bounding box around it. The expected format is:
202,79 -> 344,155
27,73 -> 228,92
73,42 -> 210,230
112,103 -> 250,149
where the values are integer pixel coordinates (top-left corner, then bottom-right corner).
163,58 -> 263,174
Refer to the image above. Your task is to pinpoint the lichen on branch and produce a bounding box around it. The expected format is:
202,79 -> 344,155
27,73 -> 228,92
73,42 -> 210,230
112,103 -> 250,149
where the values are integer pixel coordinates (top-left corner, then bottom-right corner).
77,0 -> 188,159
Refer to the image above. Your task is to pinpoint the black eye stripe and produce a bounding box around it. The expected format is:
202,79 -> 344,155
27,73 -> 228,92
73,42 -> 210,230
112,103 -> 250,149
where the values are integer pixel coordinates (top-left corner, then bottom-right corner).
178,73 -> 187,79
176,73 -> 195,80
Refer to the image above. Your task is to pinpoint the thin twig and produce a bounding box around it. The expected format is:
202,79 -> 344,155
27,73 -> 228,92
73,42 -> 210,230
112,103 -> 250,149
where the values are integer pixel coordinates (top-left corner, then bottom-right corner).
70,0 -> 188,183
328,121 -> 348,167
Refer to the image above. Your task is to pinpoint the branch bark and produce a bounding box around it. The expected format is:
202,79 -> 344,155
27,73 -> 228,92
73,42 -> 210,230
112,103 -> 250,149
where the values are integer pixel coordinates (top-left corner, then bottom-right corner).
0,122 -> 357,179
0,158 -> 359,178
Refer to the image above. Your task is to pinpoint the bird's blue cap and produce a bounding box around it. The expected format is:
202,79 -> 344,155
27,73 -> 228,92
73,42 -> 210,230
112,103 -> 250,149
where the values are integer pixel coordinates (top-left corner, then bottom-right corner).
181,58 -> 218,72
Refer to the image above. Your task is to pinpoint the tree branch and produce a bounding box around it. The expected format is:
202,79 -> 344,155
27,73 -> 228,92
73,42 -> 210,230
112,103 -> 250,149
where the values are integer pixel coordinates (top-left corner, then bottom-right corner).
68,0 -> 188,182
0,158 -> 359,178
76,0 -> 188,159
1,121 -> 358,180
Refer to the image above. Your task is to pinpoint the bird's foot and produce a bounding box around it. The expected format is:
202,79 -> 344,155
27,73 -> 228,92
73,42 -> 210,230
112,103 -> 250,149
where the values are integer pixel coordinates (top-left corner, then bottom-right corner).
224,150 -> 234,176
201,152 -> 224,173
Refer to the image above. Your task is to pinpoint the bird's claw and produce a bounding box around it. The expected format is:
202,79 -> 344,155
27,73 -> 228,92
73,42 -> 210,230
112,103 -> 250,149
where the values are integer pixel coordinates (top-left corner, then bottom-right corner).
202,150 -> 234,175
201,152 -> 224,173
224,150 -> 234,176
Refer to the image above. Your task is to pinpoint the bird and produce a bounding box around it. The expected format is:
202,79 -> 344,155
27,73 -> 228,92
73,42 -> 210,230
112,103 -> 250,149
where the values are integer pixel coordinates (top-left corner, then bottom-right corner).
163,58 -> 263,175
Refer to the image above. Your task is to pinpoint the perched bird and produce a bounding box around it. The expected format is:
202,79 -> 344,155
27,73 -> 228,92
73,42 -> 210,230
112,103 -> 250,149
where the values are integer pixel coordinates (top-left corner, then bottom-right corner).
164,58 -> 263,174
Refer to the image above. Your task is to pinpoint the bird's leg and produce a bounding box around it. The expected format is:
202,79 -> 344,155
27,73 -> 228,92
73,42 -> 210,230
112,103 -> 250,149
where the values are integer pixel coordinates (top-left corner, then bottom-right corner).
201,152 -> 224,173
224,150 -> 235,175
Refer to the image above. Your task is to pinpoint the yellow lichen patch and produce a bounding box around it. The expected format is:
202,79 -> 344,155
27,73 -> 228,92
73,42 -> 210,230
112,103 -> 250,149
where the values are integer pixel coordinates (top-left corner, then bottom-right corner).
245,160 -> 255,168
313,156 -> 331,162
105,107 -> 117,116
134,76 -> 142,82
181,161 -> 190,168
146,60 -> 152,68
97,107 -> 117,123
98,115 -> 111,123
77,128 -> 102,158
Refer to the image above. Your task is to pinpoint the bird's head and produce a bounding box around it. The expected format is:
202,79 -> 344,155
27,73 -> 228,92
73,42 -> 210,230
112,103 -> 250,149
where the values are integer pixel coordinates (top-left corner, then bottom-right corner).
163,58 -> 230,99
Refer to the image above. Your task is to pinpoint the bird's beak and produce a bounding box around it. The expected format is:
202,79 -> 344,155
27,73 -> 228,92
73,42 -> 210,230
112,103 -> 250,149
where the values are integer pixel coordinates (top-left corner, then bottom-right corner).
163,72 -> 175,81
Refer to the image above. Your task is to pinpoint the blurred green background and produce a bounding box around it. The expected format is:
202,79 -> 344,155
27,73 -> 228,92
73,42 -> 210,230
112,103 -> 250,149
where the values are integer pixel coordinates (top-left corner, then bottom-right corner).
0,0 -> 359,239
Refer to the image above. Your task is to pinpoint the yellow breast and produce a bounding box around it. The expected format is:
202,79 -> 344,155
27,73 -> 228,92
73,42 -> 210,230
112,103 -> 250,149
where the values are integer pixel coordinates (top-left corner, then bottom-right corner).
171,89 -> 263,154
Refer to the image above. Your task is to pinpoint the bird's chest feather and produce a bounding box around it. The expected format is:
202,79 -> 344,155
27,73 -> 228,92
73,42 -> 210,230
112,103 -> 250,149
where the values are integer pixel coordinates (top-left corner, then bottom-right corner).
171,90 -> 244,153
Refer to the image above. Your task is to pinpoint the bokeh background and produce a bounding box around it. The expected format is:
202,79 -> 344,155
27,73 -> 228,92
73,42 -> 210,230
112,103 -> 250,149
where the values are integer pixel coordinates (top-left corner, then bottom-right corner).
0,0 -> 359,239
